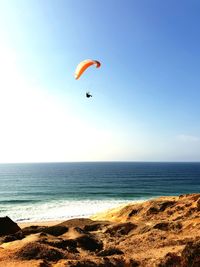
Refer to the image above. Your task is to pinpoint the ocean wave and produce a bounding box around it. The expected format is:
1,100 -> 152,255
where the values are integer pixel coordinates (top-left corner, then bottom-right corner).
0,198 -> 147,223
0,199 -> 41,204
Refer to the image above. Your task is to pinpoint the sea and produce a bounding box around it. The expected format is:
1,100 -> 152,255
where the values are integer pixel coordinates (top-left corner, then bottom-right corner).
0,162 -> 200,223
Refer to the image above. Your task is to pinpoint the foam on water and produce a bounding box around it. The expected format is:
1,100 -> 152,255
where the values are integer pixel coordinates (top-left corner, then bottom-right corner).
0,199 -> 145,222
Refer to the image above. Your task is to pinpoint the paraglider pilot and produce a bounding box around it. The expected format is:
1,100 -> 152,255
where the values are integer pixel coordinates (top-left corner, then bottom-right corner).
86,92 -> 92,98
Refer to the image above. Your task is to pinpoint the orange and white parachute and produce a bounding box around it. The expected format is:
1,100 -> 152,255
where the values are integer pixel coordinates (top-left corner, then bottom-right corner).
74,59 -> 101,80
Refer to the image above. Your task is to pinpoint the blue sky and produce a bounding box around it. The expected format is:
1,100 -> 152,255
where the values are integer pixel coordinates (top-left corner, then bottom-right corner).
0,0 -> 200,162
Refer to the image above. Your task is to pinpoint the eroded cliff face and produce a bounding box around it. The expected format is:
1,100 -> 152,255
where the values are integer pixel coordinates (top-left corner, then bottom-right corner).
0,193 -> 200,267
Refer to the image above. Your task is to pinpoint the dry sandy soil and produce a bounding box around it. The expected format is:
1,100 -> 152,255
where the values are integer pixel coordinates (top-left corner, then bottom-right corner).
0,193 -> 200,266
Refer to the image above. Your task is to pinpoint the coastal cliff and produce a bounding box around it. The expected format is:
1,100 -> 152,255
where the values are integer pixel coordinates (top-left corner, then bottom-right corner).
0,193 -> 200,266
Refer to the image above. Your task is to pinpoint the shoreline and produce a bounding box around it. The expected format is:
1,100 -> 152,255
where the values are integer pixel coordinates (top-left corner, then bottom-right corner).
10,199 -> 147,228
1,198 -> 140,224
18,200 -> 138,228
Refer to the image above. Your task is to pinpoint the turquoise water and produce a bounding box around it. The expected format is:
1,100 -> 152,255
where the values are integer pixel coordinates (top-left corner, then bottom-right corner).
0,162 -> 200,222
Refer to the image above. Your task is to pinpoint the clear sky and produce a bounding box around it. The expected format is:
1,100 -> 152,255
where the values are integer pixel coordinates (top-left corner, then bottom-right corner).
0,0 -> 200,162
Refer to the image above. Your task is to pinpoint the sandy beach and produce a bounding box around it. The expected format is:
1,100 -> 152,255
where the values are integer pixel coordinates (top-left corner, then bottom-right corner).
18,220 -> 64,229
17,202 -> 133,229
0,193 -> 200,266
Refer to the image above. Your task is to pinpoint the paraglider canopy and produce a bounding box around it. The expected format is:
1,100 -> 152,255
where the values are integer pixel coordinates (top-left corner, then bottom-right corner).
74,59 -> 101,80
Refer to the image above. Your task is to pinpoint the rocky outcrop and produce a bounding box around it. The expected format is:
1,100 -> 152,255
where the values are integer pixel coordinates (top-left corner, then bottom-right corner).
0,216 -> 21,236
